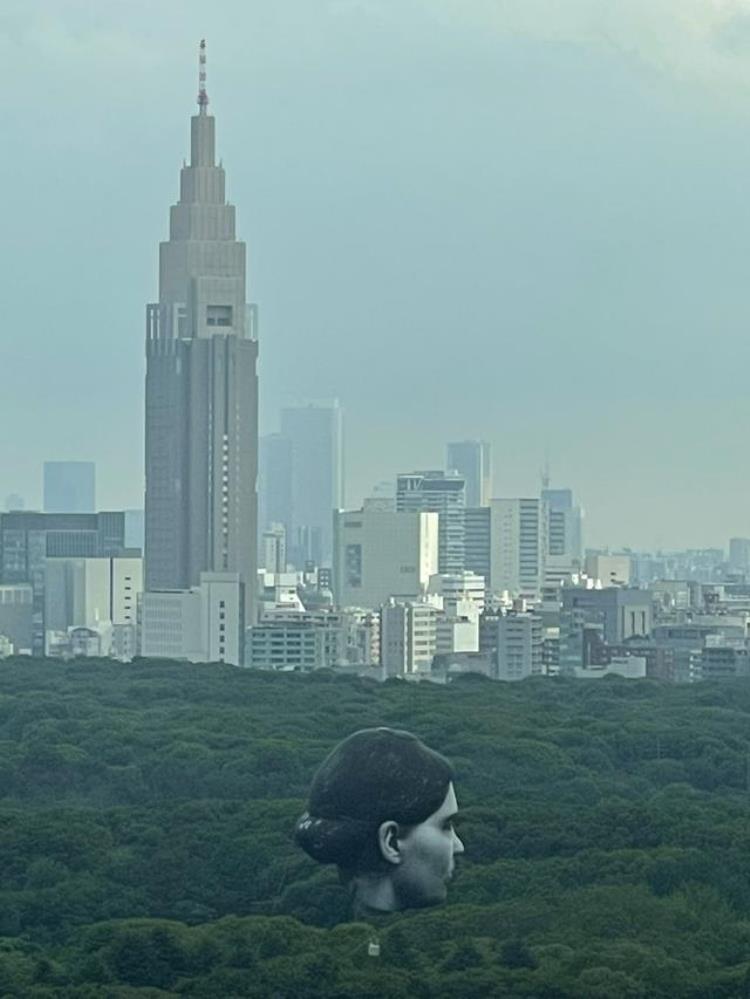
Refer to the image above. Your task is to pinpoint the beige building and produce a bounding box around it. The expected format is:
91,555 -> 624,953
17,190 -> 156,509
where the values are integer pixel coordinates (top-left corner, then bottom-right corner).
333,508 -> 438,609
490,499 -> 548,601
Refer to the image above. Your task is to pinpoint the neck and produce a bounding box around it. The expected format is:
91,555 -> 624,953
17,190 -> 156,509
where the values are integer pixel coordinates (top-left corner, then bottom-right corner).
351,873 -> 399,915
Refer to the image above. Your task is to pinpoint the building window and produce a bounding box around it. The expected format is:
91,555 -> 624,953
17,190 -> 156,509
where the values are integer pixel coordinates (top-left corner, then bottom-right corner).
345,544 -> 362,588
207,305 -> 233,327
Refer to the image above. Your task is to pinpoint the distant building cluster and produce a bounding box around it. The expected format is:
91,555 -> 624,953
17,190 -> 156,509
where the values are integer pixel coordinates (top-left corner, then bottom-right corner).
6,445 -> 750,687
3,51 -> 750,685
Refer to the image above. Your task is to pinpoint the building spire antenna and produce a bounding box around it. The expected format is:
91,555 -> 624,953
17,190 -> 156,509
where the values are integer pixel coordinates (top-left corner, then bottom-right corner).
541,453 -> 550,492
197,38 -> 209,114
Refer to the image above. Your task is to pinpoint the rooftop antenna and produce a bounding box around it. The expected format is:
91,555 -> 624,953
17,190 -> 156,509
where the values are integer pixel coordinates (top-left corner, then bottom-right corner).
541,453 -> 550,492
197,39 -> 209,114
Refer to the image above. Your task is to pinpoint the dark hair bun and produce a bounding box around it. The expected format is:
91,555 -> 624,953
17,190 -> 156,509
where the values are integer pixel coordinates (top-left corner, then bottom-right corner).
294,811 -> 373,866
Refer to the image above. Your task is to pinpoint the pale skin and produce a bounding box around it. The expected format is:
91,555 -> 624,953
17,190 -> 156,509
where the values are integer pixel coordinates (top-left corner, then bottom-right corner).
352,782 -> 464,913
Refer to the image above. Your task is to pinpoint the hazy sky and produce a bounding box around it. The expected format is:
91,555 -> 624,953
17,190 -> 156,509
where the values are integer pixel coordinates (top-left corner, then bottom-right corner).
3,0 -> 750,549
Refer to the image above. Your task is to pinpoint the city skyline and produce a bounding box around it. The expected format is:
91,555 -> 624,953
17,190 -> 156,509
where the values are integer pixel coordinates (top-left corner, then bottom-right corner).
3,3 -> 750,550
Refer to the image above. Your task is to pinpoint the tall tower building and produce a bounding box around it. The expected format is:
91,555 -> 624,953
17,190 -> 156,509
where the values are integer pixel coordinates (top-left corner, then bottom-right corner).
258,433 -> 293,542
542,487 -> 583,586
489,498 -> 547,601
144,42 -> 258,626
396,471 -> 466,574
44,462 -> 96,514
446,441 -> 492,508
280,401 -> 343,568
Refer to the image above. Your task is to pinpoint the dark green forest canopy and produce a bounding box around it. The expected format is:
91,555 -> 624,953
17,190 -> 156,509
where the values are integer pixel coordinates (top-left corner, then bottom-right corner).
2,658 -> 750,995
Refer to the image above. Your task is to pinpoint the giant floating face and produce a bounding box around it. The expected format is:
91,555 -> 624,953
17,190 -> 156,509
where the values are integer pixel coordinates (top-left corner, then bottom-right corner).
294,728 -> 463,913
388,781 -> 464,909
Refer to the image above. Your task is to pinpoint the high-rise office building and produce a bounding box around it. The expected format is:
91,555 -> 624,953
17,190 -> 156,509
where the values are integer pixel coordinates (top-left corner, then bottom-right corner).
729,538 -> 750,574
43,462 -> 96,514
489,498 -> 547,600
446,441 -> 491,508
262,523 -> 287,575
144,43 -> 258,626
396,471 -> 466,574
281,401 -> 343,567
258,433 -> 293,541
463,506 -> 491,584
124,509 -> 145,552
542,487 -> 583,586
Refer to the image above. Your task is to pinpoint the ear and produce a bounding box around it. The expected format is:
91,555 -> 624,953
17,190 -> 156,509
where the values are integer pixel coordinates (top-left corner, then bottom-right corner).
376,820 -> 402,866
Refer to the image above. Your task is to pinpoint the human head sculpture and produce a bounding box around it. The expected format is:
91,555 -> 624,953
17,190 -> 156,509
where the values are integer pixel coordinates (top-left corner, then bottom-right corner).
294,727 -> 463,914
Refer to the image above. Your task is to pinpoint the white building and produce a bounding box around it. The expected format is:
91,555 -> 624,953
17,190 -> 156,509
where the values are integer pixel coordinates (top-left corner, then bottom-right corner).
584,553 -> 632,587
70,627 -> 107,658
490,499 -> 548,601
44,556 -> 142,660
428,571 -> 486,613
436,611 -> 479,656
246,621 -> 323,671
140,572 -> 244,665
574,656 -> 647,680
488,611 -> 543,681
380,600 -> 438,676
246,608 -> 379,671
333,508 -> 438,610
430,578 -> 482,658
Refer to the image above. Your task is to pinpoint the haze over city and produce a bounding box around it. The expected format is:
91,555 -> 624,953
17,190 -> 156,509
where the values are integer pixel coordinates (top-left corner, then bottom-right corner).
4,0 -> 750,549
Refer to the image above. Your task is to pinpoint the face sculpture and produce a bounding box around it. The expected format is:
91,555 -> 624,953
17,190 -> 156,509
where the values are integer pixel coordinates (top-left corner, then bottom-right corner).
294,728 -> 463,914
385,782 -> 464,909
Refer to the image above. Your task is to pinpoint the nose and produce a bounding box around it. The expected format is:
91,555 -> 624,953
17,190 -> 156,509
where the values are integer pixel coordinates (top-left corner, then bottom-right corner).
453,830 -> 464,855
